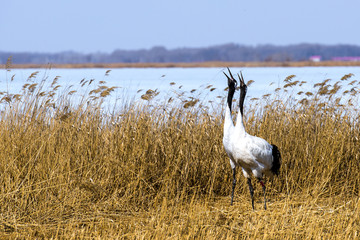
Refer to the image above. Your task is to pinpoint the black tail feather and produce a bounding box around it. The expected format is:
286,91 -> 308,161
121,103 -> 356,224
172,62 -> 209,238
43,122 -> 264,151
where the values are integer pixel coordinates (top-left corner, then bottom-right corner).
271,144 -> 281,175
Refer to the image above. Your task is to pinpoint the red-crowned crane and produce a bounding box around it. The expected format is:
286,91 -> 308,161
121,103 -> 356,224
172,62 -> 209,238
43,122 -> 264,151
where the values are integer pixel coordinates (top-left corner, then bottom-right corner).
223,68 -> 281,210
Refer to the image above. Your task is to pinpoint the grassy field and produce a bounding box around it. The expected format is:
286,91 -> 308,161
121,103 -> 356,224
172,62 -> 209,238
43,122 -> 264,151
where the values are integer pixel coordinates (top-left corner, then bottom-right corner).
0,67 -> 359,239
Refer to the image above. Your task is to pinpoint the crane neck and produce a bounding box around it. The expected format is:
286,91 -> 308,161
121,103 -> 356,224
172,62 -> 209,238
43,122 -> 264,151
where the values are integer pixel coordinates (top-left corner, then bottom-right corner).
224,82 -> 236,134
236,84 -> 247,134
227,85 -> 235,112
239,83 -> 247,116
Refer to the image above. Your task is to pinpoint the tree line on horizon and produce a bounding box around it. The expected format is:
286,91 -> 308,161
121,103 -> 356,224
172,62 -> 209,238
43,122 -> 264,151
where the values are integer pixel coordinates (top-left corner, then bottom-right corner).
1,43 -> 360,64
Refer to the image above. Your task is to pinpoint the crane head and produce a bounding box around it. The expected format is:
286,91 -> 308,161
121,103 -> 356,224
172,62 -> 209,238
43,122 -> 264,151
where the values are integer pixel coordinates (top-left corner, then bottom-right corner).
237,72 -> 247,94
223,67 -> 237,90
224,67 -> 238,112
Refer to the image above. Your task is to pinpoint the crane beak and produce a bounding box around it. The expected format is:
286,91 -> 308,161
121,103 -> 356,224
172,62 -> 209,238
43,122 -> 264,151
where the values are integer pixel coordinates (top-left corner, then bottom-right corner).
227,67 -> 235,80
223,71 -> 230,80
238,72 -> 247,88
224,68 -> 238,87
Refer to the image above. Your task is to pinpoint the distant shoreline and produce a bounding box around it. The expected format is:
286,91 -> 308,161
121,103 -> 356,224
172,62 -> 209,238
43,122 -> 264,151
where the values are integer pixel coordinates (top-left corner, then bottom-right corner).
2,61 -> 360,69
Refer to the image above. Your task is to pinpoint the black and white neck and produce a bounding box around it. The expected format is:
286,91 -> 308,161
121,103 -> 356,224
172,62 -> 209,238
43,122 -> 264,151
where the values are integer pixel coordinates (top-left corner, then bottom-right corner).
238,72 -> 247,117
223,68 -> 237,136
224,68 -> 237,113
234,72 -> 247,134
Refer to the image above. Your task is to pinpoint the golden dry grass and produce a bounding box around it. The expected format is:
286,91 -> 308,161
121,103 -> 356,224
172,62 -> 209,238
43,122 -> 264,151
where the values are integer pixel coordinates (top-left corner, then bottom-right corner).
0,66 -> 359,239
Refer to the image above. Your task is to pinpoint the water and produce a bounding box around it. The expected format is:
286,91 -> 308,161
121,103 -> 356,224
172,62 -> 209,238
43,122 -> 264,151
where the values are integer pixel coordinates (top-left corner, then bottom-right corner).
1,66 -> 359,108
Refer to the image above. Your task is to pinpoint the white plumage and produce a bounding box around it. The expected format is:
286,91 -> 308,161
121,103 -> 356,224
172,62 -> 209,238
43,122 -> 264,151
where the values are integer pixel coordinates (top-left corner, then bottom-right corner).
223,68 -> 281,210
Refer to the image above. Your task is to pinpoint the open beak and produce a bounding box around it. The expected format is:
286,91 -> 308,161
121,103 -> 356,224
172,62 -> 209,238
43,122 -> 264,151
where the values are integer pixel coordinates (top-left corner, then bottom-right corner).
237,72 -> 245,87
223,67 -> 238,87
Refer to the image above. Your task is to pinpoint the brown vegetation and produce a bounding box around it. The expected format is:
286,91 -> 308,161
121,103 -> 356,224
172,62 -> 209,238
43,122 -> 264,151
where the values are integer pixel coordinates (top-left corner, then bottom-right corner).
0,67 -> 359,238
2,60 -> 360,69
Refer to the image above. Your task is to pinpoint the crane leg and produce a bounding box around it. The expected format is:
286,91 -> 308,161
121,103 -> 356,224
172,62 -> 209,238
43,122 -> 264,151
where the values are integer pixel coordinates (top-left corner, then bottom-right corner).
230,167 -> 236,205
259,179 -> 266,210
247,178 -> 254,210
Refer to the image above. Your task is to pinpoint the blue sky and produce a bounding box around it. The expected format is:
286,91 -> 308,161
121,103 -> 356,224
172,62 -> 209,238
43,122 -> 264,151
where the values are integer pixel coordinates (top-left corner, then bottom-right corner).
1,0 -> 359,53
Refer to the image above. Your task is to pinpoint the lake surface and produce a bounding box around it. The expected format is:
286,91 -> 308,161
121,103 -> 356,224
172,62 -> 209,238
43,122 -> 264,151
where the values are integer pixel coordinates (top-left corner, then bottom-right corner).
1,66 -> 359,108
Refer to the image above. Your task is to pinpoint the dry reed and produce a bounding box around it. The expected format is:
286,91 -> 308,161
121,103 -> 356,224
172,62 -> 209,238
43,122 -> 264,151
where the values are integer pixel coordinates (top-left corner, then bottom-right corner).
0,64 -> 359,239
